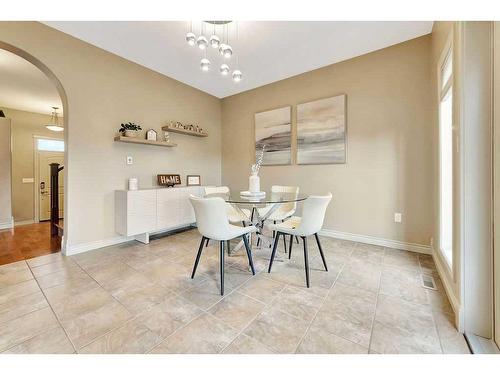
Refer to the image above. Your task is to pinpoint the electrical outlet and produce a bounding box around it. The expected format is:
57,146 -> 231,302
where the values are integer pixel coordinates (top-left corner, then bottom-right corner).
430,237 -> 434,247
394,212 -> 402,223
126,156 -> 133,165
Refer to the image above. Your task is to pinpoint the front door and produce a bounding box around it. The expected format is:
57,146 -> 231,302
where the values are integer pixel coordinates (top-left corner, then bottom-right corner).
38,151 -> 64,221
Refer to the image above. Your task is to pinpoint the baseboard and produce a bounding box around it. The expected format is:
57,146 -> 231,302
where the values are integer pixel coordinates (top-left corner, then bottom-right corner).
14,219 -> 35,226
64,224 -> 196,256
0,217 -> 14,230
319,228 -> 432,255
64,235 -> 132,256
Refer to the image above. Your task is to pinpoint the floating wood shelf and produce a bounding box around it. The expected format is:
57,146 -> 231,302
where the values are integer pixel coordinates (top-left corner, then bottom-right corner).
161,125 -> 208,137
114,136 -> 177,147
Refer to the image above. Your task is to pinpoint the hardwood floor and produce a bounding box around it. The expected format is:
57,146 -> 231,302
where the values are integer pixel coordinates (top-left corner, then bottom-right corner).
0,222 -> 61,266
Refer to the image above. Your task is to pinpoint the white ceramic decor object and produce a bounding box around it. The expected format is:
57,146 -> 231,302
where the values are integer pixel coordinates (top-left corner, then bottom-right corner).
128,178 -> 138,191
249,173 -> 260,193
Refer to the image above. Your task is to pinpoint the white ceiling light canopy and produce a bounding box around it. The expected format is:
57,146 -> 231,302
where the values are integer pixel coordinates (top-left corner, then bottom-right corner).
45,106 -> 63,132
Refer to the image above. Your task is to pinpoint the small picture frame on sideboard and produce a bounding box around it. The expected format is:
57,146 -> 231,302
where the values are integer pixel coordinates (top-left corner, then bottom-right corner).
187,175 -> 201,186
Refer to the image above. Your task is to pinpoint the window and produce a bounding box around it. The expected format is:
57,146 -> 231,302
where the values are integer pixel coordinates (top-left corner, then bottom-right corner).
439,44 -> 453,268
37,138 -> 64,152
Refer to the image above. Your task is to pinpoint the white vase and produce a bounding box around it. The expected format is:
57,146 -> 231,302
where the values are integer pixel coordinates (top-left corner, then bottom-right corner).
249,174 -> 260,193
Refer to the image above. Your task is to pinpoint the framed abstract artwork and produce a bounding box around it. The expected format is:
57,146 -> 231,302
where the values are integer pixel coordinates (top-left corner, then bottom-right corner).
296,94 -> 347,164
254,106 -> 292,165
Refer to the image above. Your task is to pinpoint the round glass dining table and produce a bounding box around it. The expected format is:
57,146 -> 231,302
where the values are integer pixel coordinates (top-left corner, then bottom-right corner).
205,191 -> 308,205
205,191 -> 308,253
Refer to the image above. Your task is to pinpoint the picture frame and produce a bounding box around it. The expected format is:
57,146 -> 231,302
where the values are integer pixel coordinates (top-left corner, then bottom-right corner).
186,175 -> 201,186
146,129 -> 158,141
296,94 -> 347,165
254,106 -> 292,165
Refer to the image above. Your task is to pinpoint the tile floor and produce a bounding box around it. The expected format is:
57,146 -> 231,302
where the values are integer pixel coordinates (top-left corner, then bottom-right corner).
0,228 -> 470,354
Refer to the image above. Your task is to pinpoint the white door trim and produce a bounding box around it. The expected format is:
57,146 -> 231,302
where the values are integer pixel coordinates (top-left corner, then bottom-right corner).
33,135 -> 64,223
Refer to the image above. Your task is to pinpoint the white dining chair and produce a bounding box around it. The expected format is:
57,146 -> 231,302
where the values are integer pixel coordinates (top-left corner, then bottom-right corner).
203,186 -> 251,224
267,193 -> 332,288
189,195 -> 257,295
203,186 -> 251,250
256,185 -> 300,249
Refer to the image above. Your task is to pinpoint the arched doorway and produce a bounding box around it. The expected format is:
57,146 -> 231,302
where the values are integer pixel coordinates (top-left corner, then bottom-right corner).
0,41 -> 69,264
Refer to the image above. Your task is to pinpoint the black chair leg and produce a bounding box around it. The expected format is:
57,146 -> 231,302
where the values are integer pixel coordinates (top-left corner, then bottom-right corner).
302,236 -> 310,288
220,241 -> 225,295
288,234 -> 293,259
191,236 -> 206,279
205,239 -> 210,247
242,235 -> 256,275
295,236 -> 299,244
314,233 -> 328,272
283,234 -> 287,253
268,232 -> 281,273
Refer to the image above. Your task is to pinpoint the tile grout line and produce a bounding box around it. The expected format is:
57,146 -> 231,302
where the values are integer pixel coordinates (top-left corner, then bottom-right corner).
291,261 -> 346,354
366,246 -> 386,353
17,260 -> 79,354
217,240 -> 351,354
59,256 -> 143,352
70,255 -> 197,353
155,243 -> 290,354
145,244 -> 261,354
216,275 -> 291,354
145,300 -> 206,354
418,255 -> 445,354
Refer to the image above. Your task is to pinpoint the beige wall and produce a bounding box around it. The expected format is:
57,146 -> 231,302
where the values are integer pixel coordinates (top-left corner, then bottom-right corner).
0,22 -> 222,252
0,118 -> 12,227
1,108 -> 63,223
221,35 -> 434,246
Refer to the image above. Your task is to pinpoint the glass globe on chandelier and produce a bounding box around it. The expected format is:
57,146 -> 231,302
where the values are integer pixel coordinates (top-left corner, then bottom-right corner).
232,69 -> 242,82
200,58 -> 211,71
221,44 -> 232,58
185,22 -> 196,46
186,32 -> 196,46
209,34 -> 220,49
196,35 -> 208,50
220,64 -> 230,76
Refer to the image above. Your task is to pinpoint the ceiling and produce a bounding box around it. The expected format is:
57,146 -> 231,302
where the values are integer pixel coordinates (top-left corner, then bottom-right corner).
43,21 -> 433,98
0,49 -> 62,115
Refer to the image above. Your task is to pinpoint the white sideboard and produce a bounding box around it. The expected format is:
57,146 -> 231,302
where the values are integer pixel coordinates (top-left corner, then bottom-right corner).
115,186 -> 203,244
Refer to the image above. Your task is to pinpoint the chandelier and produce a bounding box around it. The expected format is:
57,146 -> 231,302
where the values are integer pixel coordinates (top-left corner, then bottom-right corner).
185,21 -> 242,82
45,107 -> 63,132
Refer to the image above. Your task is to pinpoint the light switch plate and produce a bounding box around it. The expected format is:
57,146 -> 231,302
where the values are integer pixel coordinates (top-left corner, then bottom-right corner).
126,156 -> 133,165
394,212 -> 402,223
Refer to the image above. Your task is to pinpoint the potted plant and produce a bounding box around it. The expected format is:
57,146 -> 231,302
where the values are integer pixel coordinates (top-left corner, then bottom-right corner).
119,122 -> 142,137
